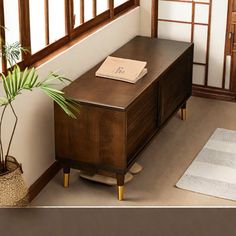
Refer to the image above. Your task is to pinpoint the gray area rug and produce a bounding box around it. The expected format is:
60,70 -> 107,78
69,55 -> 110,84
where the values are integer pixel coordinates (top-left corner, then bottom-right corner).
176,128 -> 236,201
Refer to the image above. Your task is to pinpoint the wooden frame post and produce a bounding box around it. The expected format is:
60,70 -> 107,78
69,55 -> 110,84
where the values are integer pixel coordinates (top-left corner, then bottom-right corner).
151,0 -> 158,38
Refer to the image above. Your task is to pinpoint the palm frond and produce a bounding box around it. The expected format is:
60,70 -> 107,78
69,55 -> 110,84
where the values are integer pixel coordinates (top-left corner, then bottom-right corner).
1,72 -> 11,99
40,72 -> 72,85
41,86 -> 79,119
2,42 -> 28,67
0,30 -> 79,170
1,65 -> 79,117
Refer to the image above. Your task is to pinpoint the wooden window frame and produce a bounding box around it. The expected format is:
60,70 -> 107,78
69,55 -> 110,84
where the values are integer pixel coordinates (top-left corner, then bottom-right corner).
0,0 -> 139,72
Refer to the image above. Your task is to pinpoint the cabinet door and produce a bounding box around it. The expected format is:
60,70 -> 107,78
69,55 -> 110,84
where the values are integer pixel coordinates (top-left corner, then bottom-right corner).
55,103 -> 127,171
127,85 -> 158,164
158,48 -> 193,125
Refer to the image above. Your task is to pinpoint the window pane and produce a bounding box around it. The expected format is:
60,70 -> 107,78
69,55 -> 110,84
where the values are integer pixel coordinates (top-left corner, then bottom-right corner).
114,0 -> 128,8
48,0 -> 66,43
73,0 -> 81,27
158,1 -> 192,22
84,0 -> 93,22
74,0 -> 108,27
97,0 -> 109,15
194,4 -> 209,24
29,0 -> 46,54
3,0 -> 20,44
74,0 -> 80,27
3,0 -> 21,66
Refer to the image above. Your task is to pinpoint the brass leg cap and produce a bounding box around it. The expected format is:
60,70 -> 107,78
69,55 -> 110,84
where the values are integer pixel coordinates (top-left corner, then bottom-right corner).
181,108 -> 187,121
63,173 -> 70,188
117,186 -> 124,201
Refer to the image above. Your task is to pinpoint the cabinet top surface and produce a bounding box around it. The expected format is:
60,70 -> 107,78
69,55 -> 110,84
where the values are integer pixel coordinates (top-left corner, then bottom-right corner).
64,36 -> 193,110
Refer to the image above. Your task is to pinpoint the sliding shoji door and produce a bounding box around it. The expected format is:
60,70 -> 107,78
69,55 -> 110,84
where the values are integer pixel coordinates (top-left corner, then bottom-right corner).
158,0 -> 229,90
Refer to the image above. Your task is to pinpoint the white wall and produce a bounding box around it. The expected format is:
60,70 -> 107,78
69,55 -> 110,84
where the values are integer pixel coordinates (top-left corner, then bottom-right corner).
2,7 -> 140,186
208,0 -> 228,88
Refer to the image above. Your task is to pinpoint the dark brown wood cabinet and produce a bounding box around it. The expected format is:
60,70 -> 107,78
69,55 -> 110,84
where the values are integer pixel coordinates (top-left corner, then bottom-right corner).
54,36 -> 194,200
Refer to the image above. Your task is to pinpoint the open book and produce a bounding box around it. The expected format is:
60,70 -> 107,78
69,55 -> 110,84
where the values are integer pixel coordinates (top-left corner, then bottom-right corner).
95,56 -> 147,84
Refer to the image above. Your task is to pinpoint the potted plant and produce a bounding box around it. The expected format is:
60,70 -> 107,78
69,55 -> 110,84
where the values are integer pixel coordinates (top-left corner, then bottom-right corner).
0,28 -> 79,206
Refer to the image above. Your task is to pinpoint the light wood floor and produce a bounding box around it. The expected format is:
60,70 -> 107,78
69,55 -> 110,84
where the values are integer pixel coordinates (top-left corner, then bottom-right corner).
32,96 -> 236,206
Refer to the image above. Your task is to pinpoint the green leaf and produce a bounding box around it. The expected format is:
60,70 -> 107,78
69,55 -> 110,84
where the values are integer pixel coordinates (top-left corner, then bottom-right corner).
22,67 -> 34,88
21,67 -> 32,87
42,72 -> 72,85
12,66 -> 19,96
1,73 -> 11,99
15,65 -> 21,91
29,71 -> 39,88
19,67 -> 28,89
41,85 -> 64,94
0,97 -> 9,106
3,41 -> 28,67
1,64 -> 79,119
6,71 -> 13,96
41,87 -> 78,119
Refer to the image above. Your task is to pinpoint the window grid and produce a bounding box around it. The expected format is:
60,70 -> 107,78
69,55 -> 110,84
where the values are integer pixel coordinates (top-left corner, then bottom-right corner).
0,0 -> 139,72
158,0 -> 212,87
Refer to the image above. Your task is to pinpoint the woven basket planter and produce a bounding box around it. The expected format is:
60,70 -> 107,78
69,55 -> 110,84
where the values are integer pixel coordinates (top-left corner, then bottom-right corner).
0,156 -> 29,206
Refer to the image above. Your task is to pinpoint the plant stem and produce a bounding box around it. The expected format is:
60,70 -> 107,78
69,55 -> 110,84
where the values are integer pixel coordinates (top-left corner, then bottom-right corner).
4,102 -> 18,170
0,105 -> 7,170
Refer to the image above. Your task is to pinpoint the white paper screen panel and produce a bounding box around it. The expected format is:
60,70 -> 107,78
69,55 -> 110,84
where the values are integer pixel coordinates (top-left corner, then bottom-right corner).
193,65 -> 205,85
84,0 -> 93,22
158,22 -> 191,42
158,1 -> 192,22
97,0 -> 109,15
29,0 -> 46,54
194,0 -> 210,3
225,56 -> 231,89
3,0 -> 21,66
224,56 -> 231,90
193,25 -> 208,63
207,0 -> 228,88
194,4 -> 209,24
48,0 -> 66,43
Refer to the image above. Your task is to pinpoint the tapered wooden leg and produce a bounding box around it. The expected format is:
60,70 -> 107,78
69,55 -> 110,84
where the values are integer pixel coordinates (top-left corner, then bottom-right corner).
116,174 -> 125,201
180,103 -> 187,121
63,167 -> 70,188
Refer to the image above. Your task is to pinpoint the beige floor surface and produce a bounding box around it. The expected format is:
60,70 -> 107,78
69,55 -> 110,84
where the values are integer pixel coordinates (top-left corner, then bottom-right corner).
32,96 -> 236,206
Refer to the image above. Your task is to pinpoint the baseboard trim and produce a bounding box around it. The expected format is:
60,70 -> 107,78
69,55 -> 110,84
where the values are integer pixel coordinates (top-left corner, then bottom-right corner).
28,161 -> 61,202
192,85 -> 236,102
